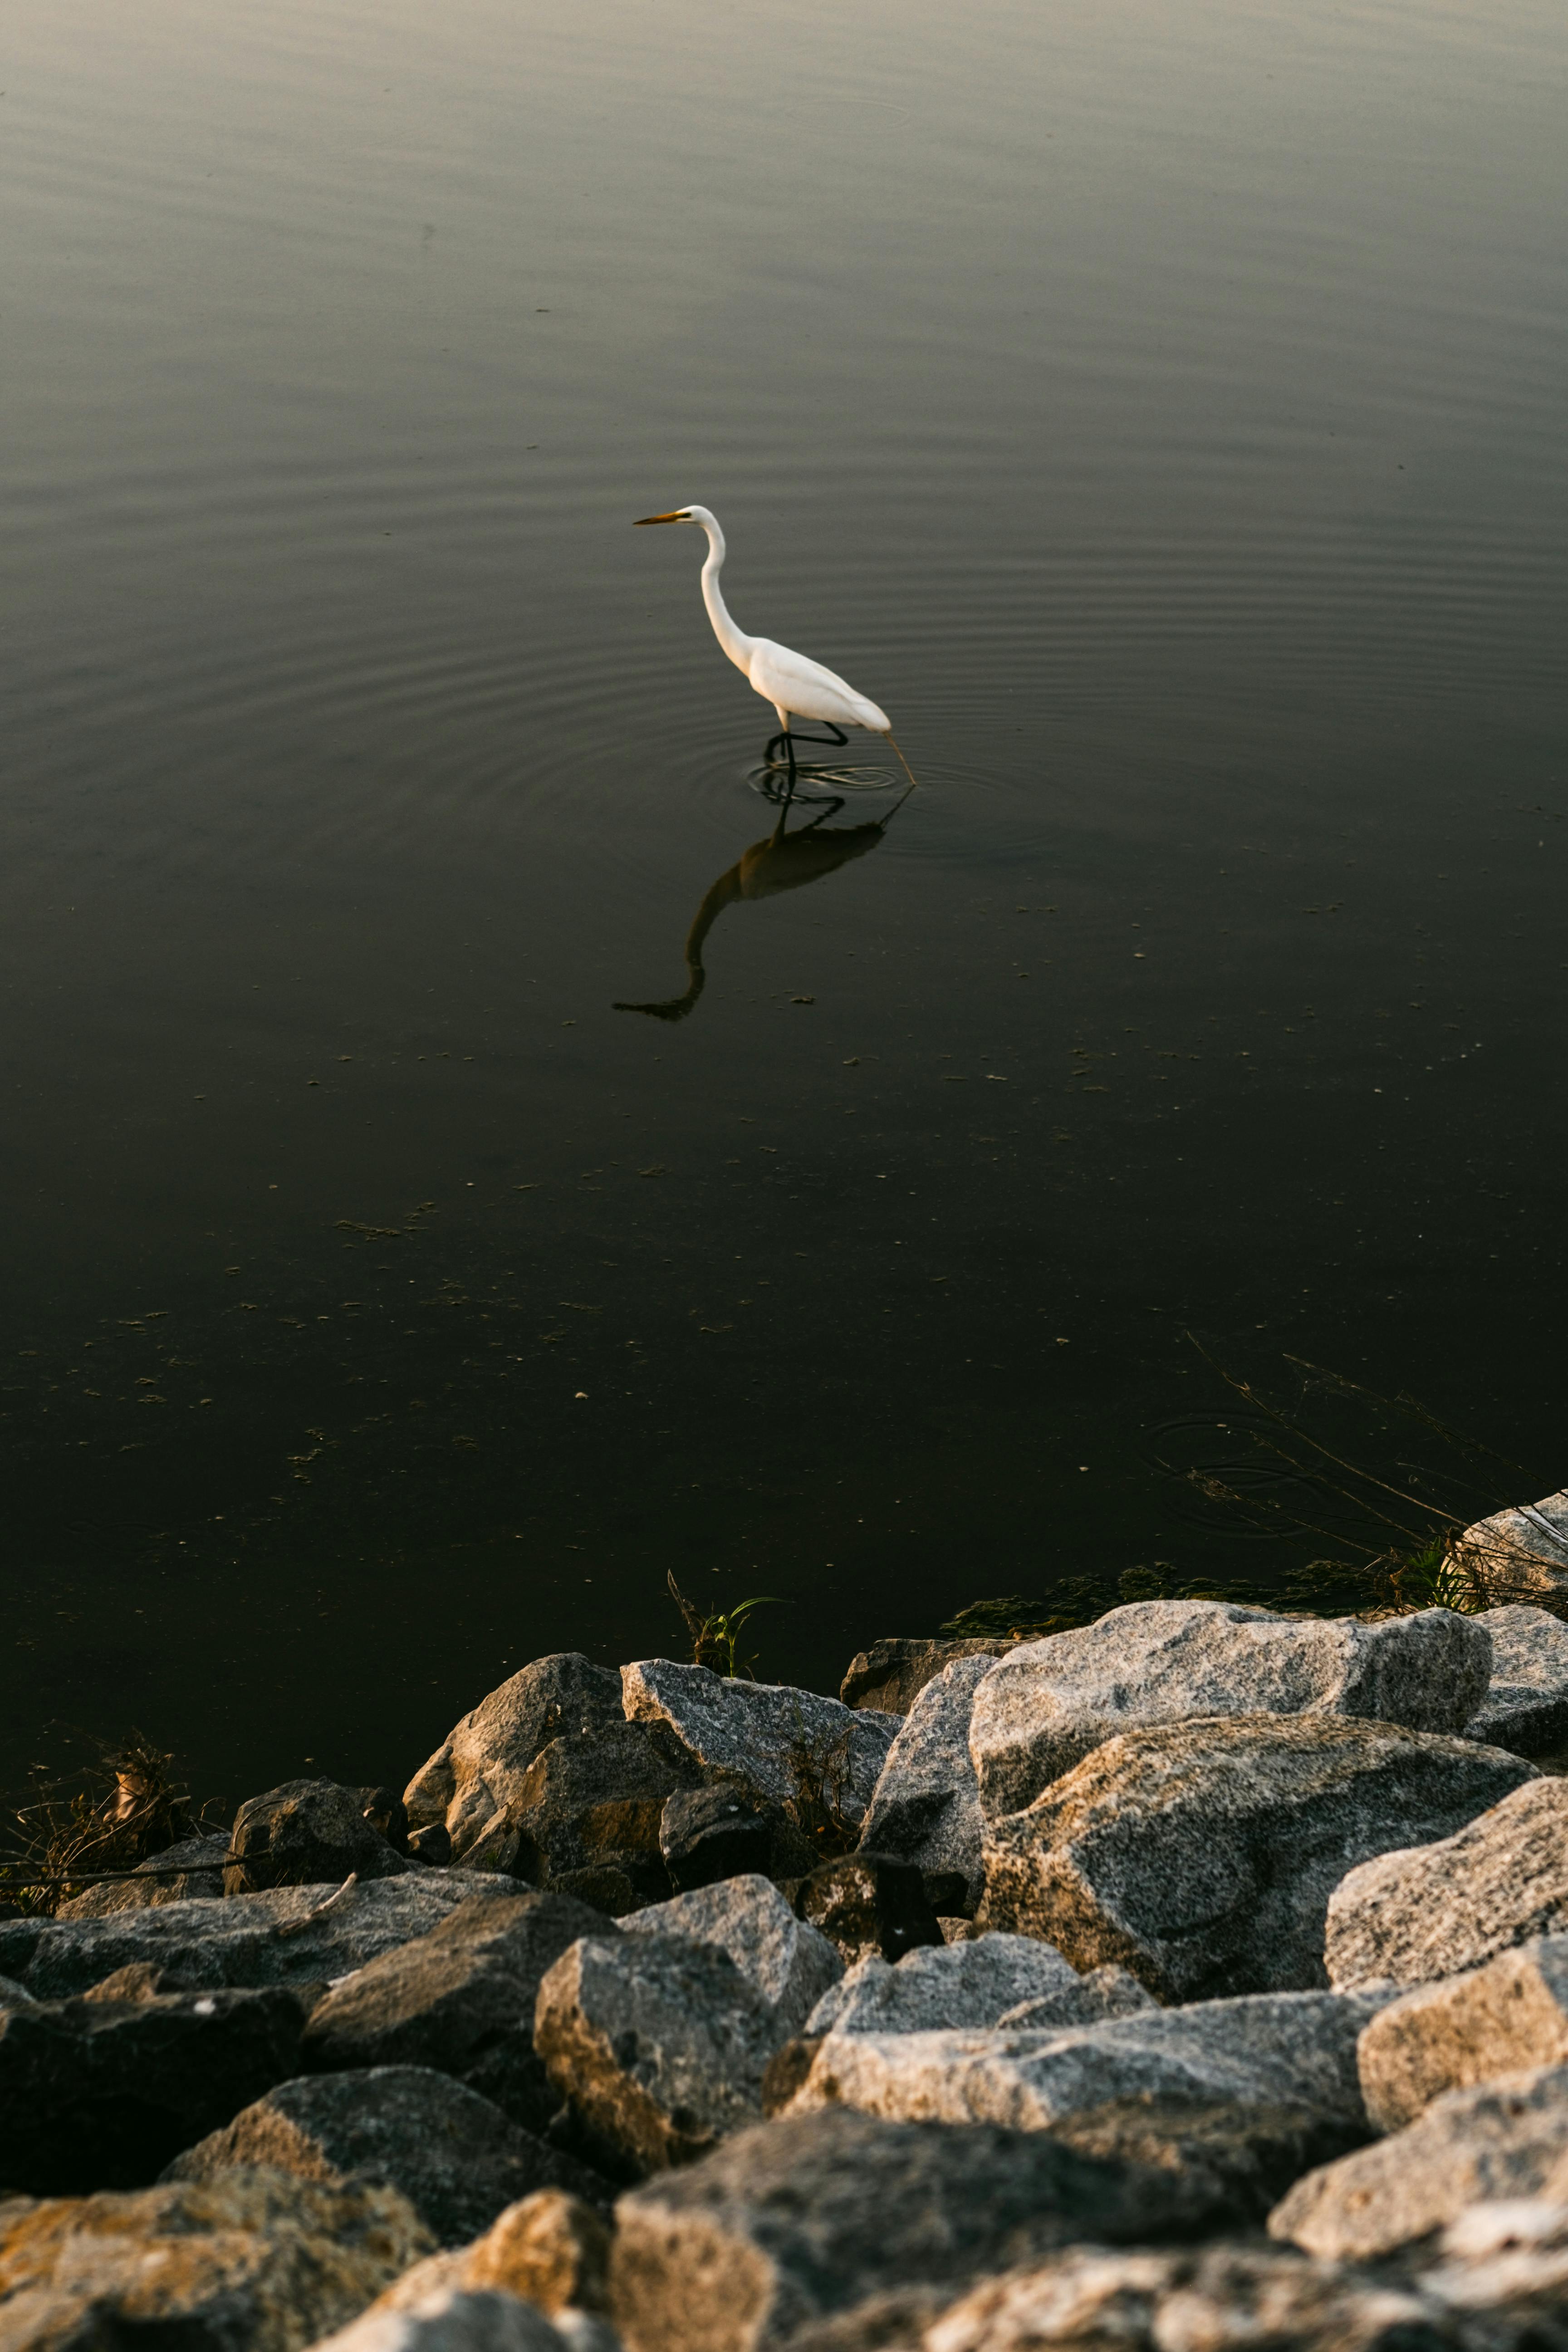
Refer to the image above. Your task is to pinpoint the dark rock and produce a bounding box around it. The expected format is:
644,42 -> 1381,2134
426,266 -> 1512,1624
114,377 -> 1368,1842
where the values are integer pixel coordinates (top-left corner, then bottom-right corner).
226,1778 -> 409,1895
0,1872 -> 512,2000
164,2064 -> 611,2243
921,1871 -> 971,1916
303,1890 -> 614,2135
659,1785 -> 775,1891
792,1853 -> 944,1967
534,1932 -> 782,2174
464,1723 -> 701,1903
545,1865 -> 643,1916
81,1960 -> 204,2000
1044,2095 -> 1372,2223
838,1637 -> 1012,1715
608,2107 -> 1226,2352
409,1822 -> 453,1865
55,1832 -> 232,1919
0,1984 -> 309,2193
359,1787 -> 412,1853
404,1655 -> 627,1860
982,1714 -> 1534,2002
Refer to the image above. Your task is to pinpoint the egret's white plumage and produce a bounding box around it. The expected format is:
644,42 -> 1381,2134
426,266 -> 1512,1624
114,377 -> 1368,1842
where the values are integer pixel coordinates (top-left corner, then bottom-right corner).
634,505 -> 893,748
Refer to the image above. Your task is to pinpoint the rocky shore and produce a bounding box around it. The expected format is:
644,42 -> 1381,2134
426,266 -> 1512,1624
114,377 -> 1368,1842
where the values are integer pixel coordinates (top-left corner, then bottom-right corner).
5,1486 -> 1568,2351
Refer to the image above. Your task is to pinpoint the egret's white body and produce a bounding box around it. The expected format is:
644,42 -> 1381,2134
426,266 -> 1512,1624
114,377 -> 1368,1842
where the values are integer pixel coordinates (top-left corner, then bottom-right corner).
634,505 -> 892,747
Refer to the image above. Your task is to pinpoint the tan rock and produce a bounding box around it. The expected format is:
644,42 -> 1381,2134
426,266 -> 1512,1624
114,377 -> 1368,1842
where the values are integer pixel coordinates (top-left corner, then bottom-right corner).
1358,1937 -> 1568,2131
367,2195 -> 611,2319
0,2166 -> 432,2352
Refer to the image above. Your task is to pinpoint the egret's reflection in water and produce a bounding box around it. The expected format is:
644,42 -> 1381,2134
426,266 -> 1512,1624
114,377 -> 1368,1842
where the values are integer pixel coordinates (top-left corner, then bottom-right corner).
615,788 -> 909,1022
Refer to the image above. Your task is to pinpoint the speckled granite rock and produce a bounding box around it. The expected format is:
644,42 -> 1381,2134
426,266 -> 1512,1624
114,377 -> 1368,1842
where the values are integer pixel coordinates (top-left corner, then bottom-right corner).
801,1935 -> 1081,2038
787,1991 -> 1382,2139
0,1874 -> 510,2002
620,1661 -> 897,1827
968,1602 -> 1494,1819
855,1655 -> 997,1912
620,1876 -> 841,2038
534,1933 -> 783,2173
1325,1776 -> 1568,1990
404,1657 -> 627,1860
1452,1490 -> 1568,1608
1357,1935 -> 1568,2130
1464,1606 -> 1568,1755
1269,2063 -> 1568,2260
983,1714 -> 1530,2002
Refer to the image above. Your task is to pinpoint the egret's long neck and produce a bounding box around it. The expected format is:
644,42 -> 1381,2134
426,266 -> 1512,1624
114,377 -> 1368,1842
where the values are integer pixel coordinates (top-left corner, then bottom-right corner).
698,520 -> 754,672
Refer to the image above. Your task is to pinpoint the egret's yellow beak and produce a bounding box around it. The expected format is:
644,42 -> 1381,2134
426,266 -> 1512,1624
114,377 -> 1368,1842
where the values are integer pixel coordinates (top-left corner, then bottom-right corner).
634,510 -> 687,525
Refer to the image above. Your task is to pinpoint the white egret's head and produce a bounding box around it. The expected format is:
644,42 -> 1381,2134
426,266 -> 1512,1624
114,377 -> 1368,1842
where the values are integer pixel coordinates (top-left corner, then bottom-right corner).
633,505 -> 715,529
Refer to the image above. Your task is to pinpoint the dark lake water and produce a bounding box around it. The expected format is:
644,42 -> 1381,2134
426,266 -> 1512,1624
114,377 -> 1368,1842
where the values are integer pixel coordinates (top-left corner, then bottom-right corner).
3,0 -> 1565,1808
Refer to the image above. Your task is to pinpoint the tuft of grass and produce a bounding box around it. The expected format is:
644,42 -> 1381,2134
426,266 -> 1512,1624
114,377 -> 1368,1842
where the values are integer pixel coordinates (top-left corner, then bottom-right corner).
0,1731 -> 202,1916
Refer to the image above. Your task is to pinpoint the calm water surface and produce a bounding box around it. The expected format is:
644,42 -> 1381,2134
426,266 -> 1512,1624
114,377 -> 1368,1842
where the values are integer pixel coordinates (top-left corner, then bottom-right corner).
3,0 -> 1565,1801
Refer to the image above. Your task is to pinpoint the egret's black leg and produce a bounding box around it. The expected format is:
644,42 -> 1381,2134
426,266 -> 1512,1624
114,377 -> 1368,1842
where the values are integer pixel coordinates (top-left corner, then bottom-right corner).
787,721 -> 848,750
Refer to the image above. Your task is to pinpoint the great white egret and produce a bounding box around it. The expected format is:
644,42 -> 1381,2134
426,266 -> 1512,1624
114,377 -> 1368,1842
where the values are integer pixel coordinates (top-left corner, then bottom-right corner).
633,505 -> 913,785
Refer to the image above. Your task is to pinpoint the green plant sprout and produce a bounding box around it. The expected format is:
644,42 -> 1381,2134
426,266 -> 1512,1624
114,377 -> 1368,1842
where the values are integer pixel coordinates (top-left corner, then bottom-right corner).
666,1572 -> 786,1677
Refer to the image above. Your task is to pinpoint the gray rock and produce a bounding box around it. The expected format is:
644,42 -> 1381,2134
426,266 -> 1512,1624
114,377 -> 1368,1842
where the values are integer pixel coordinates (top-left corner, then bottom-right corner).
303,1891 -> 616,2133
620,1876 -> 841,2038
0,2168 -> 435,2352
226,1778 -> 408,1894
620,1661 -> 898,1827
995,1965 -> 1157,2031
1325,1775 -> 1568,1990
968,1602 -> 1495,1819
534,1932 -> 783,2173
982,1714 -> 1533,2002
789,1991 -> 1382,2138
1269,2064 -> 1568,2261
801,1935 -> 1081,2038
56,1833 -> 232,1919
405,1657 -> 627,1860
926,2242 -> 1465,2352
0,1872 -> 513,2001
838,1638 -> 1008,1716
608,2107 -> 1223,2352
856,1656 -> 996,1914
310,2288 -> 571,2352
1358,1936 -> 1568,2131
164,2064 -> 609,2243
0,1974 -> 34,2006
467,1723 -> 702,1903
0,1984 -> 309,2195
1464,1606 -> 1568,1755
1452,1490 -> 1568,1608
